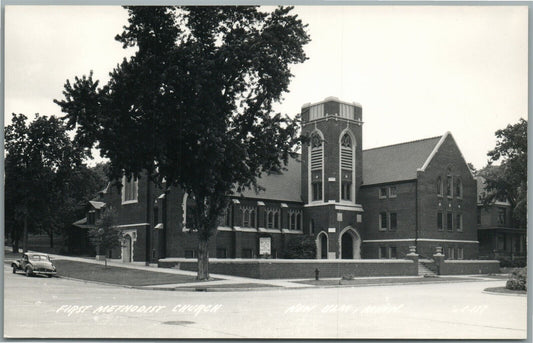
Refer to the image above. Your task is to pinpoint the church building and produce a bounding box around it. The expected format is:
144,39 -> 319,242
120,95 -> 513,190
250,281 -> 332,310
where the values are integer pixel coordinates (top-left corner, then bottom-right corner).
74,97 -> 479,262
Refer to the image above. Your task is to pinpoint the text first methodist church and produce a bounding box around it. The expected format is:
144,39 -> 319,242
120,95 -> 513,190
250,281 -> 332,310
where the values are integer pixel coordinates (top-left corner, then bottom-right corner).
74,96 -> 478,263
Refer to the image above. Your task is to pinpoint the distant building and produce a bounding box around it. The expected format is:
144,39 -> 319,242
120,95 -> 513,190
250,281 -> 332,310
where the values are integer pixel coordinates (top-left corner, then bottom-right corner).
476,176 -> 527,261
73,97 -> 480,262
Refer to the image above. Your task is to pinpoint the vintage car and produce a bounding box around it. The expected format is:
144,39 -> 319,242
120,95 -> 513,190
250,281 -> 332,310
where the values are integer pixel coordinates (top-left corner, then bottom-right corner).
11,253 -> 57,277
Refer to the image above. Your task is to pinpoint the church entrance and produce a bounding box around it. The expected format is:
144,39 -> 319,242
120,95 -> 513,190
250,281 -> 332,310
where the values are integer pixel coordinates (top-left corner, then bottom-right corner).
316,232 -> 329,259
341,233 -> 353,259
338,226 -> 361,259
122,234 -> 132,262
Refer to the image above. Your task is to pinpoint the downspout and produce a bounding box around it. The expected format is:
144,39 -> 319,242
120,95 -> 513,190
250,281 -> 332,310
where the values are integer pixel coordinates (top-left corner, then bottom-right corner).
145,177 -> 151,265
415,179 -> 419,255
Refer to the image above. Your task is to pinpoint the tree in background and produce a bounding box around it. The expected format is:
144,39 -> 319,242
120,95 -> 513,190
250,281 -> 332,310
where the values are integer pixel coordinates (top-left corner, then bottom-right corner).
88,206 -> 120,267
480,118 -> 527,228
55,6 -> 310,279
4,114 -> 102,252
284,236 -> 316,259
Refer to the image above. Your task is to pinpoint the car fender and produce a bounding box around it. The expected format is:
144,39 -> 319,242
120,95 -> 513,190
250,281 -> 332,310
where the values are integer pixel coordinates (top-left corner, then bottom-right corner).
11,260 -> 21,269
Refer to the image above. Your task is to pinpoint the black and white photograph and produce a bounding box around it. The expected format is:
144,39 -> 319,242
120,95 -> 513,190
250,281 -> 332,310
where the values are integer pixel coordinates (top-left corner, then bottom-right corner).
3,3 -> 528,340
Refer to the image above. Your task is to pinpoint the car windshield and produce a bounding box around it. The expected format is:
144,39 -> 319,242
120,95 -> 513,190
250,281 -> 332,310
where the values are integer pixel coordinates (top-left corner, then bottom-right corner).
29,255 -> 49,261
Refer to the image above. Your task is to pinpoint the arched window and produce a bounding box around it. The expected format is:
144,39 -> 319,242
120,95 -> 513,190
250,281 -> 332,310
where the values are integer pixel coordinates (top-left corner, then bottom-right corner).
340,131 -> 354,202
310,130 -> 324,202
446,170 -> 453,197
341,133 -> 352,148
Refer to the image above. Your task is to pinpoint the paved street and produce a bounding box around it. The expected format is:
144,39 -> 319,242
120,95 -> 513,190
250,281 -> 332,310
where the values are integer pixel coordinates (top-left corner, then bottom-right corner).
4,265 -> 527,339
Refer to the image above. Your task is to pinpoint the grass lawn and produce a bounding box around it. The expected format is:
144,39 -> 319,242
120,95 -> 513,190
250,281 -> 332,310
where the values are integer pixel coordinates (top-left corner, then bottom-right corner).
52,260 -> 211,286
298,276 -> 478,286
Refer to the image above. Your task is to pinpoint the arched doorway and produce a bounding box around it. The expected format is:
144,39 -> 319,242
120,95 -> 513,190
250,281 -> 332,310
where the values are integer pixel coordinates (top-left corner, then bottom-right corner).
122,234 -> 132,263
338,227 -> 361,259
341,234 -> 353,259
316,231 -> 329,259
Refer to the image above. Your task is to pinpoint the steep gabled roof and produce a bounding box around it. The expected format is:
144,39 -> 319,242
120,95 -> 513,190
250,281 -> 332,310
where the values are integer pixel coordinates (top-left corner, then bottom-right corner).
89,200 -> 106,210
236,156 -> 302,203
362,135 -> 443,185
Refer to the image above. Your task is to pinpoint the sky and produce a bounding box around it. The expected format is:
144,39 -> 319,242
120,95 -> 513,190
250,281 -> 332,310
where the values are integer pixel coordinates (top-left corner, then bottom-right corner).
4,5 -> 528,170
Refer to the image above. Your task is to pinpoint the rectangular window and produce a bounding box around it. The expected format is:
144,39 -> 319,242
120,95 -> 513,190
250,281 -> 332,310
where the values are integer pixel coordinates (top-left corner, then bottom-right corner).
446,212 -> 453,231
497,234 -> 505,250
447,247 -> 454,259
455,179 -> 462,198
456,214 -> 463,231
389,247 -> 397,259
456,248 -> 464,260
88,211 -> 96,225
497,207 -> 506,226
312,182 -> 322,201
379,212 -> 388,231
341,181 -> 351,201
224,207 -> 232,226
379,246 -> 388,259
389,213 -> 397,231
437,212 -> 443,231
242,209 -> 249,227
389,186 -> 397,198
242,249 -> 253,258
379,187 -> 387,199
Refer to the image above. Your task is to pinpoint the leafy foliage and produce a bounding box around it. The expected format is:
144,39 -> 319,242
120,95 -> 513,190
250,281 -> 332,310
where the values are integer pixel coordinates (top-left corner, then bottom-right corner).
4,114 -> 99,251
88,207 -> 121,255
506,267 -> 527,291
479,119 -> 527,228
284,235 -> 316,259
55,6 -> 310,279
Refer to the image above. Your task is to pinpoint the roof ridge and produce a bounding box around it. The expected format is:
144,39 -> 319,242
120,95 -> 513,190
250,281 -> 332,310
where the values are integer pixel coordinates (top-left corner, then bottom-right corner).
363,135 -> 442,152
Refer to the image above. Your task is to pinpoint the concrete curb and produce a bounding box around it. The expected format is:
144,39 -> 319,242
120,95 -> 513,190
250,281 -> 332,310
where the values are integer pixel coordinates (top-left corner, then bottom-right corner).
482,288 -> 527,297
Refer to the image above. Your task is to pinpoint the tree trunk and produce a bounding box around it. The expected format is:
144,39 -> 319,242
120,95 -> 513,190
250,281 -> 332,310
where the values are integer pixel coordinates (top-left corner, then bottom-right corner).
197,239 -> 209,280
23,214 -> 28,253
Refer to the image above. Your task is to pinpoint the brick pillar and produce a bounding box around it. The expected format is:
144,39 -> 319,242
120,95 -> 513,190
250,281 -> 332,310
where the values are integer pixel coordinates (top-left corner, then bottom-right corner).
433,249 -> 444,275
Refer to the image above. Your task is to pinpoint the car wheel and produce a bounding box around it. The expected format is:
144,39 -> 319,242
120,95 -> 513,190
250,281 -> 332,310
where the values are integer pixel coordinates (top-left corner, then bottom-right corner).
25,267 -> 33,277
12,266 -> 17,274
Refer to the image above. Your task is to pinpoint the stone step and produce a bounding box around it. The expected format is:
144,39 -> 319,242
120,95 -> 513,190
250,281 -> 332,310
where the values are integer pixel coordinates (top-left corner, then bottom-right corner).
418,261 -> 437,277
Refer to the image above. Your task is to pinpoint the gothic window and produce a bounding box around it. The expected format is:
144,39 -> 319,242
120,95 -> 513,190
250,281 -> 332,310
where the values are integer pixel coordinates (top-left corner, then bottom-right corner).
288,210 -> 302,230
341,133 -> 352,148
265,209 -> 280,229
242,207 -> 256,228
341,181 -> 351,201
311,132 -> 322,148
122,175 -> 138,203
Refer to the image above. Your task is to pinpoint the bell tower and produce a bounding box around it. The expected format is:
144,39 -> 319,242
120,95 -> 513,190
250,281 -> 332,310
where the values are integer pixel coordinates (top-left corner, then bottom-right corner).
300,96 -> 364,259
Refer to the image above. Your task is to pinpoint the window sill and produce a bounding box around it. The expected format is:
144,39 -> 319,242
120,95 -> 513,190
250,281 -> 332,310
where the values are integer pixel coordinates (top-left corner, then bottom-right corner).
122,200 -> 138,205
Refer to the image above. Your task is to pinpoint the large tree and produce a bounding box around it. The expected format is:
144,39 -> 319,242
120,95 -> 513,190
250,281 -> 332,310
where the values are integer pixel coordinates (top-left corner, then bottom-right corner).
4,114 -> 87,252
480,118 -> 527,228
55,6 -> 310,279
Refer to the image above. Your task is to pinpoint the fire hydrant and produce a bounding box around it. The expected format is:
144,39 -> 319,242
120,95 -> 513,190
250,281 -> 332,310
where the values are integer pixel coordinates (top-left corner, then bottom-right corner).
315,268 -> 320,281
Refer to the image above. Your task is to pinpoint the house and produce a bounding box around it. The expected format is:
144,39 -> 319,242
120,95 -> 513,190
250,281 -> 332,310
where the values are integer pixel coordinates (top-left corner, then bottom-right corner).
476,176 -> 527,262
73,97 -> 480,262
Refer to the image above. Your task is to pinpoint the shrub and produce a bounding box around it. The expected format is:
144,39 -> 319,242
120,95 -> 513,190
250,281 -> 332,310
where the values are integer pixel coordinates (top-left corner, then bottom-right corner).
284,235 -> 316,259
506,267 -> 527,291
500,258 -> 527,268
